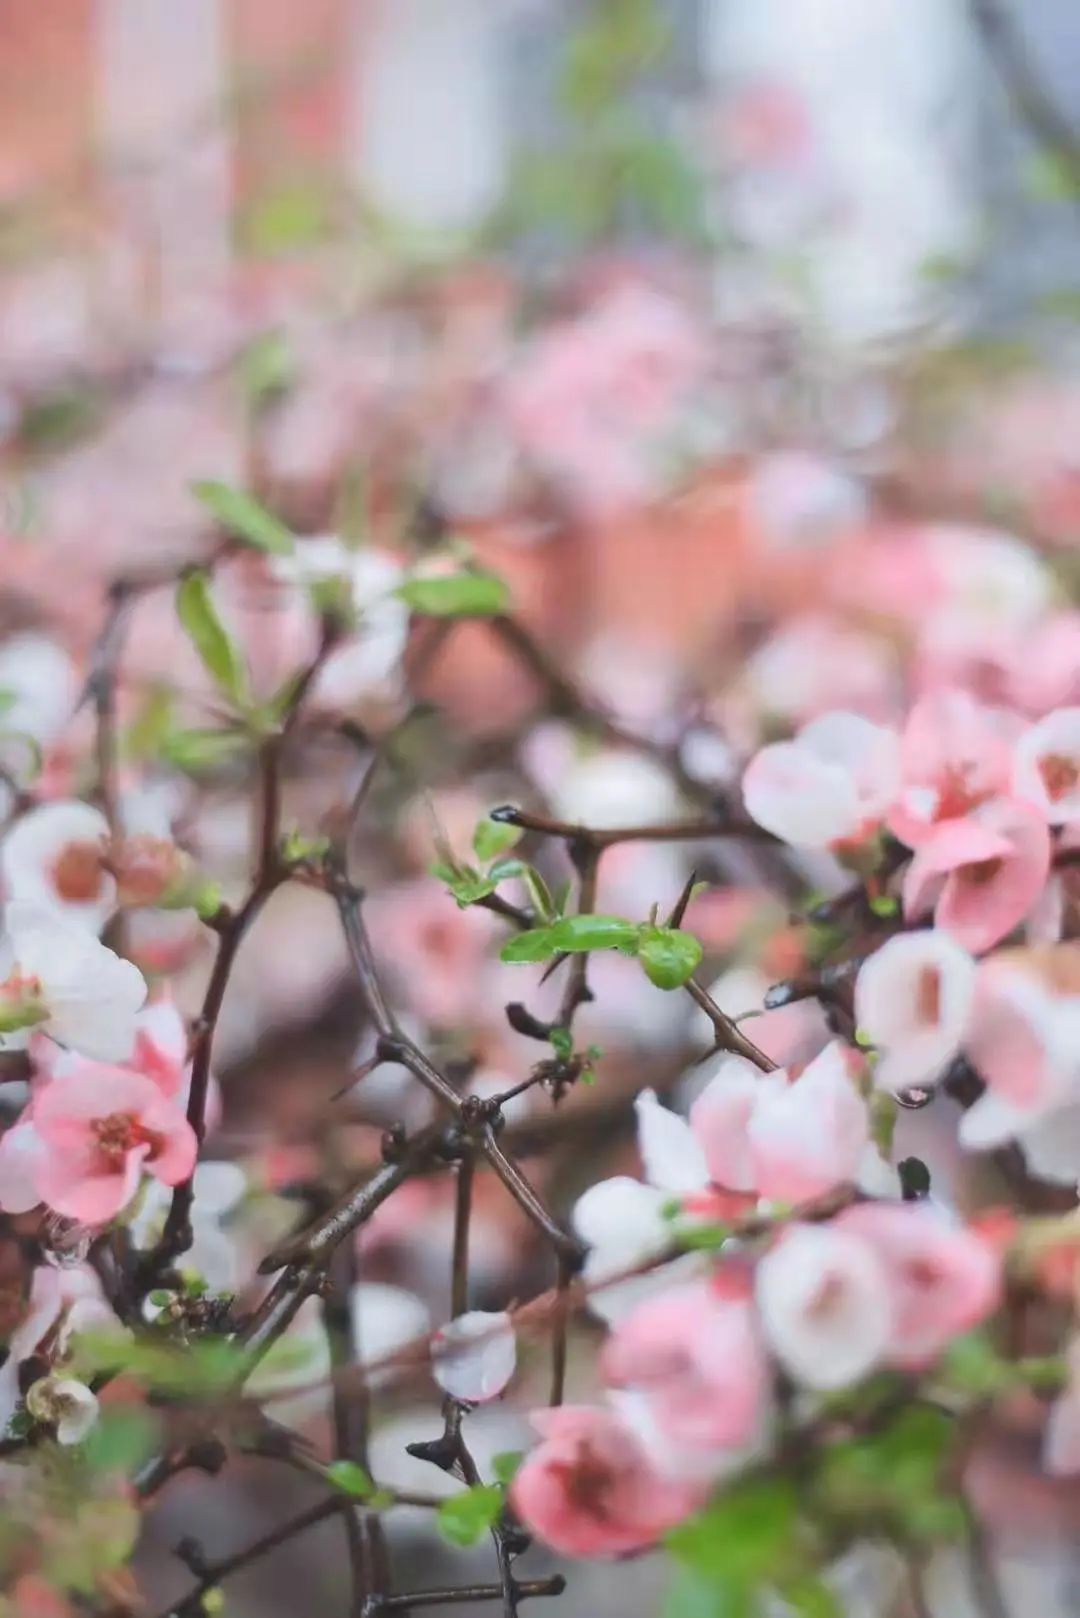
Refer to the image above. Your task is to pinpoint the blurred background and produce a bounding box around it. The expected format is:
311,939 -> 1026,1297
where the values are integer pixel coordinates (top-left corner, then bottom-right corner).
3,2 -> 1080,1614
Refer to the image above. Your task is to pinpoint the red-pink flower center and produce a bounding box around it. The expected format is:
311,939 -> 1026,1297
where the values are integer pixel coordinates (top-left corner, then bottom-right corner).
51,841 -> 107,903
1039,753 -> 1079,803
549,1442 -> 616,1521
963,856 -> 1004,888
934,765 -> 985,824
915,965 -> 942,1026
91,1112 -> 159,1170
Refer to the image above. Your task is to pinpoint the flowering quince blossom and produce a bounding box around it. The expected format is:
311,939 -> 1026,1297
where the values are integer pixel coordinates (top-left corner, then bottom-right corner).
755,1221 -> 894,1391
1,801 -> 115,935
24,1377 -> 99,1446
833,1204 -> 1001,1369
1013,708 -> 1080,826
0,903 -> 147,1061
270,537 -> 410,706
0,1065 -> 196,1223
888,690 -> 1015,850
855,930 -> 977,1094
901,797 -> 1052,954
509,1405 -> 708,1558
742,711 -> 900,849
430,1310 -> 516,1402
0,1264 -> 120,1436
600,1276 -> 772,1482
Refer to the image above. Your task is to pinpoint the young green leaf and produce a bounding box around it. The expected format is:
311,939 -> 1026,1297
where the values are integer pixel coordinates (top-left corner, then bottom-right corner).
327,1460 -> 375,1499
191,479 -> 294,556
636,925 -> 703,989
436,1484 -> 504,1547
473,816 -> 524,862
522,865 -> 558,924
162,726 -> 250,776
491,1451 -> 524,1487
501,927 -> 558,964
398,571 -> 511,618
547,914 -> 640,953
176,572 -> 249,707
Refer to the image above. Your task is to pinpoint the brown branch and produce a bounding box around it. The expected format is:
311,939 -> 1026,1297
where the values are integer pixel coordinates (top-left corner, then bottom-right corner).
684,977 -> 778,1073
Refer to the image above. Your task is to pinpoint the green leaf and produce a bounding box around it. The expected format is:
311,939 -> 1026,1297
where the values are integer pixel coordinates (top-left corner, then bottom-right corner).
868,893 -> 899,918
81,1406 -> 159,1475
664,1568 -> 759,1618
549,1026 -> 574,1057
327,1460 -> 375,1499
191,480 -> 294,556
487,857 -> 527,884
431,859 -> 498,909
237,329 -> 295,413
162,726 -> 250,776
522,865 -> 558,924
501,927 -> 558,964
473,817 -> 523,862
176,571 -> 249,707
637,925 -> 703,989
397,571 -> 510,618
437,1484 -> 504,1547
814,1406 -> 966,1545
547,914 -> 640,953
668,1479 -> 801,1586
491,1450 -> 524,1486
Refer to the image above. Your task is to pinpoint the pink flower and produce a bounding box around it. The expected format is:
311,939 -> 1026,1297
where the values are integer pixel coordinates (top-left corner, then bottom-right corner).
601,1278 -> 771,1479
742,712 -> 900,849
744,1044 -> 870,1204
902,799 -> 1052,954
510,1405 -> 707,1558
888,690 -> 1014,850
836,1204 -> 1000,1369
855,930 -> 976,1094
1013,708 -> 1080,826
958,953 -> 1080,1151
755,1222 -> 892,1390
14,1067 -> 196,1224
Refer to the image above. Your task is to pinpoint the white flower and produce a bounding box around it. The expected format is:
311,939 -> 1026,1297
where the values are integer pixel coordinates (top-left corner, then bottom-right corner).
431,1310 -> 516,1402
750,452 -> 866,553
133,1162 -> 247,1298
0,902 -> 147,1060
2,801 -> 115,934
551,750 -> 683,831
0,634 -> 78,763
0,1263 -> 118,1432
855,931 -> 976,1094
743,712 -> 900,849
273,538 -> 409,705
1013,708 -> 1080,827
26,1375 -> 99,1445
755,1223 -> 892,1390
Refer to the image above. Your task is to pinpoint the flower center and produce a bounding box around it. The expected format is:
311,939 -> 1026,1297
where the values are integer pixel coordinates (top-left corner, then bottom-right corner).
915,965 -> 942,1026
806,1270 -> 846,1321
51,841 -> 107,903
91,1112 -> 158,1170
1038,753 -> 1079,803
549,1442 -> 615,1521
963,855 -> 1004,888
934,765 -> 984,824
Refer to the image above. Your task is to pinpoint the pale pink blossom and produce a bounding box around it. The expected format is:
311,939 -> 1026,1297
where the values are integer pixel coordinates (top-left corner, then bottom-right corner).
755,1222 -> 892,1390
1013,709 -> 1080,827
855,931 -> 976,1094
0,903 -> 147,1062
743,1044 -> 870,1204
2,801 -> 114,934
959,953 -> 1080,1151
743,616 -> 900,728
1000,612 -> 1080,715
836,1203 -> 1000,1369
902,799 -> 1052,954
601,1279 -> 770,1478
0,1263 -> 118,1432
888,690 -> 1014,850
25,1375 -> 99,1444
11,1066 -> 196,1224
742,711 -> 900,849
431,1311 -> 516,1403
510,1405 -> 708,1558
